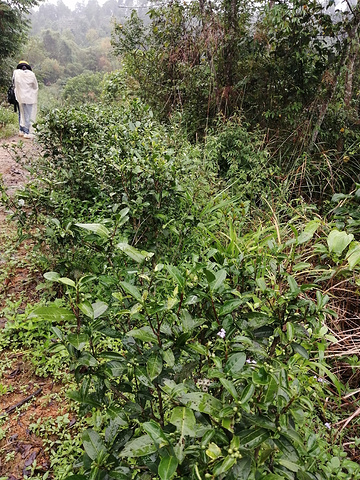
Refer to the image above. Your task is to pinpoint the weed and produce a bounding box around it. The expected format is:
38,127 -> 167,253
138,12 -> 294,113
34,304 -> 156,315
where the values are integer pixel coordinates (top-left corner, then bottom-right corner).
0,106 -> 18,139
4,451 -> 15,462
29,413 -> 85,480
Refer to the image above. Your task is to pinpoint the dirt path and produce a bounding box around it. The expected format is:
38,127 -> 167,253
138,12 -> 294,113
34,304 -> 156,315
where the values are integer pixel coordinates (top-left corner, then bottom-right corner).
0,136 -> 29,224
0,137 -> 71,480
0,136 -> 29,191
0,137 -> 40,313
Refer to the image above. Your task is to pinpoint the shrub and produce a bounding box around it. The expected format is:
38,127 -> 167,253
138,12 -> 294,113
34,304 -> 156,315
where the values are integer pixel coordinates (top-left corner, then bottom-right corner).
63,71 -> 105,106
32,216 -> 360,480
0,104 -> 18,138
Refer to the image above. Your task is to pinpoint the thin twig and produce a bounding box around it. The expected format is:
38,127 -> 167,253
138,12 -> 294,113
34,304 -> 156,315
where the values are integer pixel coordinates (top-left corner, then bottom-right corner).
2,388 -> 43,416
335,405 -> 360,432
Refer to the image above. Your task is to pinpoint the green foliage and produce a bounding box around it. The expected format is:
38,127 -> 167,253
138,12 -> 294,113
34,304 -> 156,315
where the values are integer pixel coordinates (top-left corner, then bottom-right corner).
111,0 -> 360,182
20,26 -> 117,86
10,105 -> 359,474
203,116 -> 276,198
1,2 -> 360,478
0,105 -> 18,138
30,0 -> 138,49
38,80 -> 65,113
63,71 -> 104,106
29,413 -> 84,480
2,79 -> 360,478
101,70 -> 139,104
7,0 -> 125,110
252,0 -> 338,120
29,217 -> 360,479
13,99 -> 215,275
282,149 -> 360,205
0,0 -> 41,87
112,5 -> 223,137
330,185 -> 360,234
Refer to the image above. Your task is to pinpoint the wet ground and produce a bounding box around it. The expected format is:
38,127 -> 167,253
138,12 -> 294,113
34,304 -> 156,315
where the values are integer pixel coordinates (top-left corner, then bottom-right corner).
0,136 -> 70,479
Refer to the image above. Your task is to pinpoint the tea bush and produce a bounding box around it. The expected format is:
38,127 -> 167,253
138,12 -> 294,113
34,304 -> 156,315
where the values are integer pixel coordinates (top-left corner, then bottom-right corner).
17,100 -> 199,269
31,212 -> 360,480
3,99 -> 360,479
11,98 -> 235,279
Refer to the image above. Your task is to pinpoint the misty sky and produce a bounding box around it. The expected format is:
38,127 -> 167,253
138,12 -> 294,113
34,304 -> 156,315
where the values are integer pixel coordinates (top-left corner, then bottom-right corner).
40,0 -> 357,13
43,0 -> 107,9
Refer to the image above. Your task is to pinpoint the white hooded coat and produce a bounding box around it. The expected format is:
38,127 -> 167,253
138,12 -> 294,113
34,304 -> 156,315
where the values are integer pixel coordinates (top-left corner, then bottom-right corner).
13,68 -> 38,132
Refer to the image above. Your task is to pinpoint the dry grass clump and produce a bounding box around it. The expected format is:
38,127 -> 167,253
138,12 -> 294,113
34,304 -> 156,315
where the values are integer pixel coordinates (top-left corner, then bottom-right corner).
323,278 -> 360,462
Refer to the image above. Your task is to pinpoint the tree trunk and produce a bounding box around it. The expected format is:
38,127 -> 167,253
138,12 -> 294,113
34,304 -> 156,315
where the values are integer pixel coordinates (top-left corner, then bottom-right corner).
219,0 -> 239,114
344,52 -> 357,108
309,6 -> 360,152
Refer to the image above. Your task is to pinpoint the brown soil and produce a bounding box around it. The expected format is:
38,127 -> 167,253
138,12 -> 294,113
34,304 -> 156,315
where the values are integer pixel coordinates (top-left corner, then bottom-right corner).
0,355 -> 69,479
0,136 -> 72,480
0,137 -> 42,313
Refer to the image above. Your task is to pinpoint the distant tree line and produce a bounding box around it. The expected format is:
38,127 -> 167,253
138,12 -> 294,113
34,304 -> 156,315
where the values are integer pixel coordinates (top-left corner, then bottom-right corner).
24,0 -> 145,85
1,0 -> 152,88
30,0 -> 138,48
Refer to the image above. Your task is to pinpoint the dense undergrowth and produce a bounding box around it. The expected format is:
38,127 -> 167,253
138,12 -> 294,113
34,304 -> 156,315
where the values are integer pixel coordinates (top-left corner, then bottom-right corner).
1,98 -> 360,480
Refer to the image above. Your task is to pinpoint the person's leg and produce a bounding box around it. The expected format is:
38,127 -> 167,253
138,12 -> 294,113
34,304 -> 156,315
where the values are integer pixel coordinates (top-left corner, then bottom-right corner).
22,104 -> 33,134
18,109 -> 26,135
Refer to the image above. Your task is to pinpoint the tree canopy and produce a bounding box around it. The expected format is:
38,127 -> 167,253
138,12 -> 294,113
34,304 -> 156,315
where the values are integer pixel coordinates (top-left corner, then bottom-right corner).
111,0 -> 360,164
0,0 -> 42,86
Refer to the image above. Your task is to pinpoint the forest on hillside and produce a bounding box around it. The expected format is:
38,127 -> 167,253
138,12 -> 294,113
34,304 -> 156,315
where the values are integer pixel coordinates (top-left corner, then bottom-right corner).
26,0 -> 153,84
20,0 -> 144,90
1,0 -> 151,99
0,0 -> 360,479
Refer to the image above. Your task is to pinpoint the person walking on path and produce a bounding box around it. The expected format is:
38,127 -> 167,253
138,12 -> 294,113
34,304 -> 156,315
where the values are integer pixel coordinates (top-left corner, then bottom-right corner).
13,61 -> 38,139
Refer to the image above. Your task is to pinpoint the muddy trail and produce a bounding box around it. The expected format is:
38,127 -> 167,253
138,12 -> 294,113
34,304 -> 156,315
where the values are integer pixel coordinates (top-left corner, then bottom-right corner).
0,137 -> 72,480
0,137 -> 40,313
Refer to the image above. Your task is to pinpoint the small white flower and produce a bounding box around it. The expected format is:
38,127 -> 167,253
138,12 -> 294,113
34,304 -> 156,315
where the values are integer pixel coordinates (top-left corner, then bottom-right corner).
197,378 -> 211,392
324,422 -> 331,430
217,328 -> 226,339
313,375 -> 327,384
18,199 -> 25,207
246,359 -> 257,364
